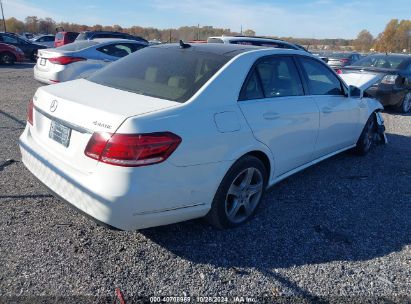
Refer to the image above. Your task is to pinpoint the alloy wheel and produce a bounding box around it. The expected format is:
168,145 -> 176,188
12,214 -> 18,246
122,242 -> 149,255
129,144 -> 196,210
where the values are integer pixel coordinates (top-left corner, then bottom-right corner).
363,118 -> 375,151
1,54 -> 14,64
225,167 -> 264,224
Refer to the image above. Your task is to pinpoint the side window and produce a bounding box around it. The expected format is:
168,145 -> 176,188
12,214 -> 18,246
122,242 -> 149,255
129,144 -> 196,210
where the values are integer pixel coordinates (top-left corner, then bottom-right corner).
255,56 -> 304,98
125,43 -> 145,53
300,57 -> 344,95
239,70 -> 264,100
2,35 -> 18,44
97,43 -> 133,57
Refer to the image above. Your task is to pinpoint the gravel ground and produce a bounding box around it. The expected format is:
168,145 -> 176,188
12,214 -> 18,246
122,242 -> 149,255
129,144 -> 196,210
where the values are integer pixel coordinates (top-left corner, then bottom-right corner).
0,64 -> 410,303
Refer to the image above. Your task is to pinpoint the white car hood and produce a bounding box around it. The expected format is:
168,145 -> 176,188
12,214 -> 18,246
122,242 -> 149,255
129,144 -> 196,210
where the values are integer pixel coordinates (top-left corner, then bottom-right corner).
340,73 -> 384,91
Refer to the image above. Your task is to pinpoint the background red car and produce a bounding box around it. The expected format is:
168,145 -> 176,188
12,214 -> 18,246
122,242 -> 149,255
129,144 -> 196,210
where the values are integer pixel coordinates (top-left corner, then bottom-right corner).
54,31 -> 79,48
0,43 -> 25,64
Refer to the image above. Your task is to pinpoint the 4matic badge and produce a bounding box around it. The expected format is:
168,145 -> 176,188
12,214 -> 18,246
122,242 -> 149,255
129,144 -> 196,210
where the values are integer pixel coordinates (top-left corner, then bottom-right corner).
93,121 -> 112,129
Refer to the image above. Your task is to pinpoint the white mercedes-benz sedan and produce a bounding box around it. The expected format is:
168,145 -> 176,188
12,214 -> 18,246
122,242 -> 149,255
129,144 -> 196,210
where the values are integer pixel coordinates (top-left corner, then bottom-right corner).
20,43 -> 386,230
34,38 -> 147,84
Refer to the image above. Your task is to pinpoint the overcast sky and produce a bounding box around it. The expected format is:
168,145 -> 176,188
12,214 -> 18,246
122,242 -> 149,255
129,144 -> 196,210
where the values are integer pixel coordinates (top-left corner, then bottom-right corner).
2,0 -> 411,39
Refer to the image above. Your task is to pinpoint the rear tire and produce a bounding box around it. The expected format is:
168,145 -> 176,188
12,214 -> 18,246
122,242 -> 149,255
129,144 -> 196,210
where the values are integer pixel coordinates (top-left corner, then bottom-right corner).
397,92 -> 411,113
0,52 -> 16,65
353,114 -> 377,156
206,155 -> 268,229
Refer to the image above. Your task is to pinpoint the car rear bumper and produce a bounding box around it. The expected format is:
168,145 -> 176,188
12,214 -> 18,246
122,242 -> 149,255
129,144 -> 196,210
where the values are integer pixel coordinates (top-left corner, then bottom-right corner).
34,64 -> 62,84
19,126 -> 220,230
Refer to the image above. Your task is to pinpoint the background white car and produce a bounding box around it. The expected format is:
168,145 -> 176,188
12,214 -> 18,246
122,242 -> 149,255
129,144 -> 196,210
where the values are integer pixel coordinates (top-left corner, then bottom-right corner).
30,34 -> 55,48
20,43 -> 385,231
34,38 -> 147,84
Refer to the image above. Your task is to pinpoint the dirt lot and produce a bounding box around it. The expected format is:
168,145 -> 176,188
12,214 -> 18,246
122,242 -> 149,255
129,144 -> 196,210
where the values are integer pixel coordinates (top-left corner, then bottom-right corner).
0,63 -> 410,303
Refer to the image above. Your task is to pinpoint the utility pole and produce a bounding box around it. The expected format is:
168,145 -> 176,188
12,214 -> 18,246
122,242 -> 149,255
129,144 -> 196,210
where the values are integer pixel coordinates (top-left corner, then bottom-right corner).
0,0 -> 6,32
240,25 -> 242,35
197,23 -> 200,41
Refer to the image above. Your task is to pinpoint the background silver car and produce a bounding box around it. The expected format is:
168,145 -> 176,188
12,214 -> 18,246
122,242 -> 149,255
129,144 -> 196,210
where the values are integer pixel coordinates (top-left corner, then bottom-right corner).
34,38 -> 147,84
30,35 -> 55,48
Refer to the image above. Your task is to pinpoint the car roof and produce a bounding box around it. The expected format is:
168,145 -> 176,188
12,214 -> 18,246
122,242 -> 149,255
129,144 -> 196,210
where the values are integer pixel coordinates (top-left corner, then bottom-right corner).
92,38 -> 143,44
151,42 -> 307,58
208,36 -> 294,44
81,31 -> 130,34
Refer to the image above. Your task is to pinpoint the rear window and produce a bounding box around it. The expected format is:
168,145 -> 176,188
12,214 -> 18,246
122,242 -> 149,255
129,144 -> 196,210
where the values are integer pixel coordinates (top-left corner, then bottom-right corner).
207,38 -> 224,44
76,32 -> 88,40
330,53 -> 351,59
351,55 -> 407,69
57,41 -> 99,51
88,46 -> 231,103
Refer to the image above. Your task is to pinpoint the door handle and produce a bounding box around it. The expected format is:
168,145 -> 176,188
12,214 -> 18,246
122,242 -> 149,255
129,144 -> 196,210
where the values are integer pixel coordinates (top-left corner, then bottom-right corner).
322,107 -> 332,114
263,112 -> 280,120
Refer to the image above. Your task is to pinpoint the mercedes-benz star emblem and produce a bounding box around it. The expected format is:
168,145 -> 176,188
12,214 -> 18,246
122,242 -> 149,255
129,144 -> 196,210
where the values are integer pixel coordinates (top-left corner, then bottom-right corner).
50,100 -> 58,112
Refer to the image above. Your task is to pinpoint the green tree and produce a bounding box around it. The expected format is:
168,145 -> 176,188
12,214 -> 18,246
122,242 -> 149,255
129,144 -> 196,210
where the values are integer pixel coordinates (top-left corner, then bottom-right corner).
5,17 -> 25,33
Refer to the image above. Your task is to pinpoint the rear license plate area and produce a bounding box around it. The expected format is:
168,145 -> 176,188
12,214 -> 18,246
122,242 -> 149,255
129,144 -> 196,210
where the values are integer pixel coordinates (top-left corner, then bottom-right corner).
49,120 -> 71,147
40,58 -> 46,66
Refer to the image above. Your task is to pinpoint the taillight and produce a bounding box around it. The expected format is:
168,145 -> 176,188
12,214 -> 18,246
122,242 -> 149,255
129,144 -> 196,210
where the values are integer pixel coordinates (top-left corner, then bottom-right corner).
381,75 -> 398,85
340,58 -> 349,63
336,69 -> 342,74
27,100 -> 34,125
84,132 -> 182,167
48,56 -> 86,65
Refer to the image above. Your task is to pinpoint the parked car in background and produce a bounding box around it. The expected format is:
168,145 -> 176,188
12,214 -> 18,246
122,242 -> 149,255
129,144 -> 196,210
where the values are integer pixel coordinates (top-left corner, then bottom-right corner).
30,34 -> 55,48
54,31 -> 79,48
207,36 -> 329,62
20,32 -> 34,40
75,31 -> 148,45
34,38 -> 147,84
21,43 -> 386,231
327,52 -> 361,70
0,42 -> 25,64
341,54 -> 411,113
0,32 -> 47,61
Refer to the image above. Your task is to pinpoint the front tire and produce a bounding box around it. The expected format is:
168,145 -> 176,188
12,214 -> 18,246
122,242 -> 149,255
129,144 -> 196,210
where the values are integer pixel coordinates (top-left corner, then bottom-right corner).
0,52 -> 16,65
206,155 -> 268,229
353,114 -> 377,156
397,92 -> 411,113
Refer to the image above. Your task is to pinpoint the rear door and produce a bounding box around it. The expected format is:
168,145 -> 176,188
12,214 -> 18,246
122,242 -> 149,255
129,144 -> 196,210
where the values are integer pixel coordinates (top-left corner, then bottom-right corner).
297,56 -> 361,158
238,55 -> 320,177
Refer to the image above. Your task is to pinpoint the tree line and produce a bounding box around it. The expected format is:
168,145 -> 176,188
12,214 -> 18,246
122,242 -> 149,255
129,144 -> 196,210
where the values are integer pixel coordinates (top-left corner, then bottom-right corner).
2,16 -> 410,53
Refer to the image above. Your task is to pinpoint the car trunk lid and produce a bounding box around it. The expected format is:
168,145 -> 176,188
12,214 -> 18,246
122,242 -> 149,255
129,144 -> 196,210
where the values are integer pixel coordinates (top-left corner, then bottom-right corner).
30,79 -> 179,173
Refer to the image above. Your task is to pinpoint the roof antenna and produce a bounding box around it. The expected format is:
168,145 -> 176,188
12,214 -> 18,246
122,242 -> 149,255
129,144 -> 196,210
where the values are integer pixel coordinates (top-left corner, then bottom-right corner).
179,40 -> 191,49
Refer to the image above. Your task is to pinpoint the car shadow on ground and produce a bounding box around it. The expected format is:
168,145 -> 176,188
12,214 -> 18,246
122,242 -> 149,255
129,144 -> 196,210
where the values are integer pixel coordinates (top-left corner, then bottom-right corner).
140,133 -> 411,272
0,62 -> 35,69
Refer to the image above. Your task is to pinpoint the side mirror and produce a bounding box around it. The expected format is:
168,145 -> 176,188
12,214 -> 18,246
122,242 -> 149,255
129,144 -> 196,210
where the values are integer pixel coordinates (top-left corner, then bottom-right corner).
349,85 -> 363,98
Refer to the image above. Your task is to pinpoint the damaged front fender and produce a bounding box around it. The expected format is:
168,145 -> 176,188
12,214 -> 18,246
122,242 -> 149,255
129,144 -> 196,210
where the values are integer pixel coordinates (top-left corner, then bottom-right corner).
374,111 -> 388,145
